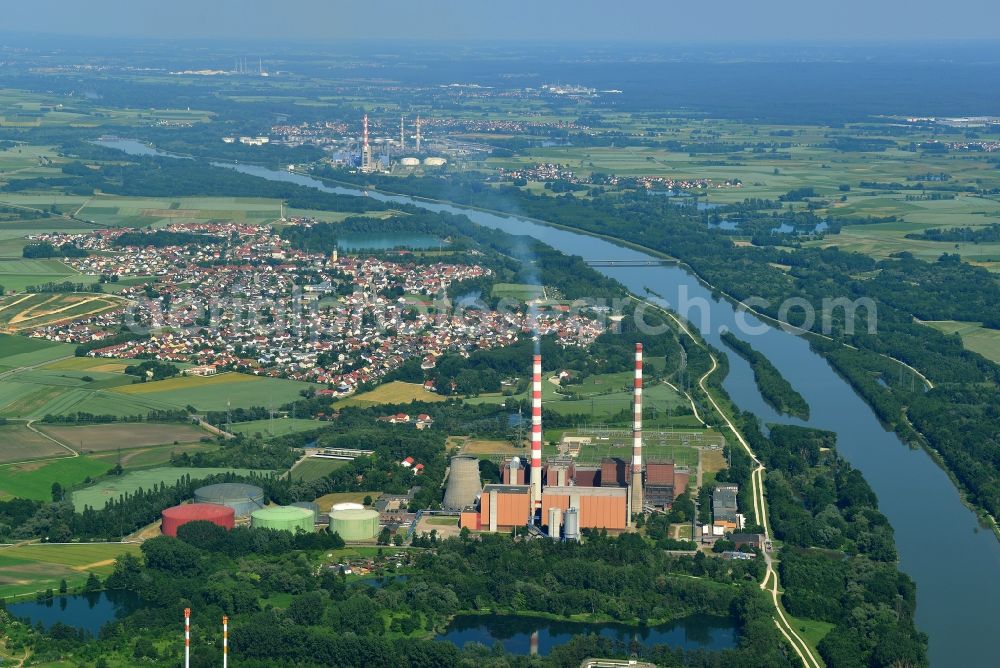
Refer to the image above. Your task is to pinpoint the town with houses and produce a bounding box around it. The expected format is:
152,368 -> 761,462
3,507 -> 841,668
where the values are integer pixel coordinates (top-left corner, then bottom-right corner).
22,223 -> 605,396
491,163 -> 743,191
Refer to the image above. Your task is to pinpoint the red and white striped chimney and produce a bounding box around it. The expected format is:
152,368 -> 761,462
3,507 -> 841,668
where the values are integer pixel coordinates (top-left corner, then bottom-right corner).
631,343 -> 644,515
223,615 -> 229,668
184,607 -> 191,668
530,354 -> 543,512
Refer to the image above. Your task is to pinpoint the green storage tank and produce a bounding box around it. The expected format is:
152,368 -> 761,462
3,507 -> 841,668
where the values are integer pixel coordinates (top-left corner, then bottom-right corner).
250,505 -> 315,533
329,508 -> 380,541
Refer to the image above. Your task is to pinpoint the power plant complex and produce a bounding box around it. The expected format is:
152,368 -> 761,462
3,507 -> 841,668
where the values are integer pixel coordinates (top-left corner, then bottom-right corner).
457,345 -> 690,538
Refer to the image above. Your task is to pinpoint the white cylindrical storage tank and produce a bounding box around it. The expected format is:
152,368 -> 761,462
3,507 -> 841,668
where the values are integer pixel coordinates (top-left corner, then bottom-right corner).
564,507 -> 580,541
331,502 -> 365,512
400,157 -> 420,166
548,507 -> 562,540
423,157 -> 446,167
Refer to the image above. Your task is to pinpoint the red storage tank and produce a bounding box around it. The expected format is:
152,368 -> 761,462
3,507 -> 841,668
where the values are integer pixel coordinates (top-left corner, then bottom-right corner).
161,503 -> 235,537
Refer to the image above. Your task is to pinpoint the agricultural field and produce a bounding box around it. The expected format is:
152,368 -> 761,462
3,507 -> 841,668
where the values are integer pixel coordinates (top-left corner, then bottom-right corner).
0,293 -> 123,332
0,257 -> 99,292
0,454 -> 118,500
0,542 -> 142,600
110,372 -> 316,412
0,333 -> 74,367
14,296 -> 108,326
338,381 -> 445,408
0,88 -> 212,129
0,423 -> 71,464
74,194 -> 282,228
115,441 -> 218,469
921,320 -> 1000,365
70,466 -> 267,512
229,417 -> 326,438
288,457 -> 348,482
0,365 -> 153,419
37,423 -> 208,453
41,357 -> 144,373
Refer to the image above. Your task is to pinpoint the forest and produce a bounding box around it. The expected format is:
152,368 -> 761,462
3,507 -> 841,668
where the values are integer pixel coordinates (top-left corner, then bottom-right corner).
4,526 -> 792,668
720,331 -> 810,419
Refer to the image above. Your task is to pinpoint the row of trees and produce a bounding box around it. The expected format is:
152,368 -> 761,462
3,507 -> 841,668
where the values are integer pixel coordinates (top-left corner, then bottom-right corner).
720,331 -> 810,419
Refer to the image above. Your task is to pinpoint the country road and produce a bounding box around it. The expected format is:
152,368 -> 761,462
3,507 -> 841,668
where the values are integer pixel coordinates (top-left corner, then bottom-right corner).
643,297 -> 822,668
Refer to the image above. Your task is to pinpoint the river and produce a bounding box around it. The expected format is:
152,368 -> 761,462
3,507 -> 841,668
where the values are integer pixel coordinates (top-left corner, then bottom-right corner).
99,140 -> 1000,665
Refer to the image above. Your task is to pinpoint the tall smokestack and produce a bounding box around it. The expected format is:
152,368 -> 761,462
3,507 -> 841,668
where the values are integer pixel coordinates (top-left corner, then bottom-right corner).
631,343 -> 644,515
400,116 -> 405,151
363,114 -> 369,150
530,354 -> 543,513
416,115 -> 422,153
223,615 -> 228,668
184,608 -> 191,668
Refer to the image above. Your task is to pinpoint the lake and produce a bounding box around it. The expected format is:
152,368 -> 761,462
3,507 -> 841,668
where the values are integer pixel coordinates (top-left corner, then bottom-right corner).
7,590 -> 142,636
437,613 -> 737,656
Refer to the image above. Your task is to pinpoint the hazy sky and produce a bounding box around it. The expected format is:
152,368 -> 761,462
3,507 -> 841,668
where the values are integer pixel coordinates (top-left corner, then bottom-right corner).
3,0 -> 999,42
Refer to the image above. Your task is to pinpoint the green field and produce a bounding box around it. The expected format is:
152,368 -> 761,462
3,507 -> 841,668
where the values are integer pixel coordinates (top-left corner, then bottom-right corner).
71,466 -> 268,511
0,542 -> 142,599
0,333 -> 74,367
229,418 -> 326,438
922,320 -> 1000,365
490,283 -> 546,301
110,372 -> 316,412
0,454 -> 118,500
289,457 -> 348,482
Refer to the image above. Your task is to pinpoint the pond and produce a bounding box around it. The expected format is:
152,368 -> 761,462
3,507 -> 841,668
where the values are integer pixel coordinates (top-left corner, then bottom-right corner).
437,613 -> 738,656
7,590 -> 142,636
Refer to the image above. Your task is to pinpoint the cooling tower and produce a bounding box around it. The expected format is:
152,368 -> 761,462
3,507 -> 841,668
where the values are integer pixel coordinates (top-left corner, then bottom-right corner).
443,455 -> 482,510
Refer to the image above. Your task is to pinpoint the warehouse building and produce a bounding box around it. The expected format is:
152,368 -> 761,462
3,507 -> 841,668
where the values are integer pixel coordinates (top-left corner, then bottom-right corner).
463,484 -> 531,531
540,485 -> 629,531
713,484 -> 739,523
644,461 -> 691,509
